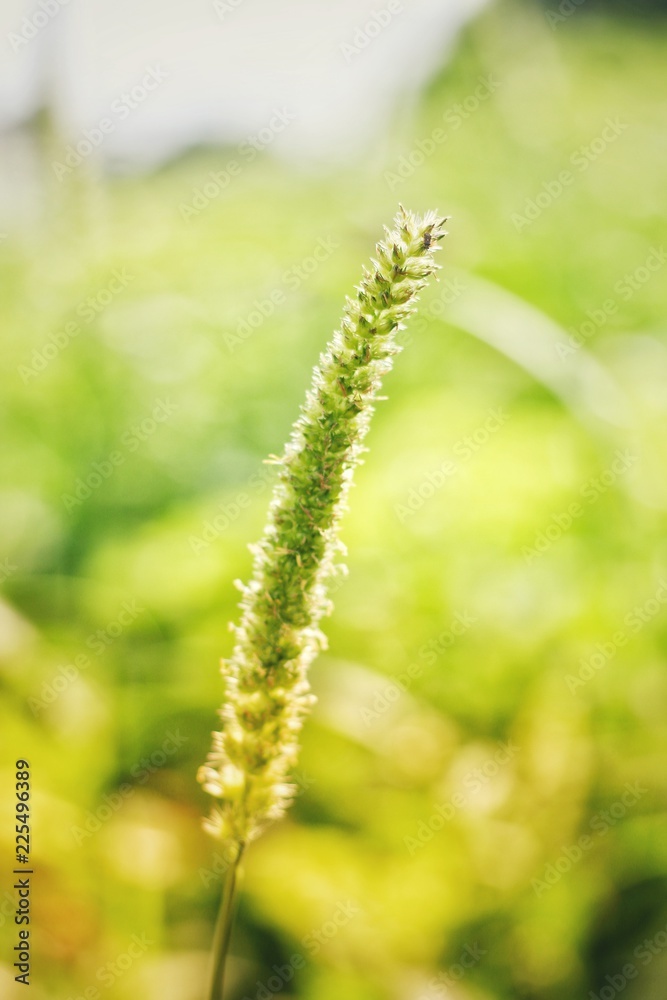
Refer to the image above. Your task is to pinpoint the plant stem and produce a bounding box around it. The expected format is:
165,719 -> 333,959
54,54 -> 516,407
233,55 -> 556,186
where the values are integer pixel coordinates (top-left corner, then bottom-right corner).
207,843 -> 244,1000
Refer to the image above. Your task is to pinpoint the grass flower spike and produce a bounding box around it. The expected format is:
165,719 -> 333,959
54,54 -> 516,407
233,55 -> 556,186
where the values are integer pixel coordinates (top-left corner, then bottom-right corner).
198,207 -> 448,861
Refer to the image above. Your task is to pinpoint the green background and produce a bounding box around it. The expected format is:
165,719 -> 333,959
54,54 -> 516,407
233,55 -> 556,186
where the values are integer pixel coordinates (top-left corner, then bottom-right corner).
1,2 -> 667,998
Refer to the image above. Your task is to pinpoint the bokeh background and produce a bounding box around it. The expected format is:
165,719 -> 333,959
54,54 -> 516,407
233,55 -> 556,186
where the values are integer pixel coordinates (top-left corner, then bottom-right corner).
1,0 -> 667,998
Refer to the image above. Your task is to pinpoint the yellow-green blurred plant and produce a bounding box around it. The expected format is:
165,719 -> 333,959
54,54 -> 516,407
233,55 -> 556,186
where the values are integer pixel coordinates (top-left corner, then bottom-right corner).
199,206 -> 447,1000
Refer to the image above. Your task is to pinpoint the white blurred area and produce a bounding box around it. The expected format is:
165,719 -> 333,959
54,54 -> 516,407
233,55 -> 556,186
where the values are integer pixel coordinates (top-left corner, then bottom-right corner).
0,0 -> 488,171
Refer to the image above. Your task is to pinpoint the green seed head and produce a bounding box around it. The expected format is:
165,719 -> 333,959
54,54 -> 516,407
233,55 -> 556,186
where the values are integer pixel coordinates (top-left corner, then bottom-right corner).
198,206 -> 448,853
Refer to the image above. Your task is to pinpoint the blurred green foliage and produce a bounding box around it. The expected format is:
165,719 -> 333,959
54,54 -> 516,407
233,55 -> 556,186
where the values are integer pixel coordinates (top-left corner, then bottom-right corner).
1,2 -> 667,998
